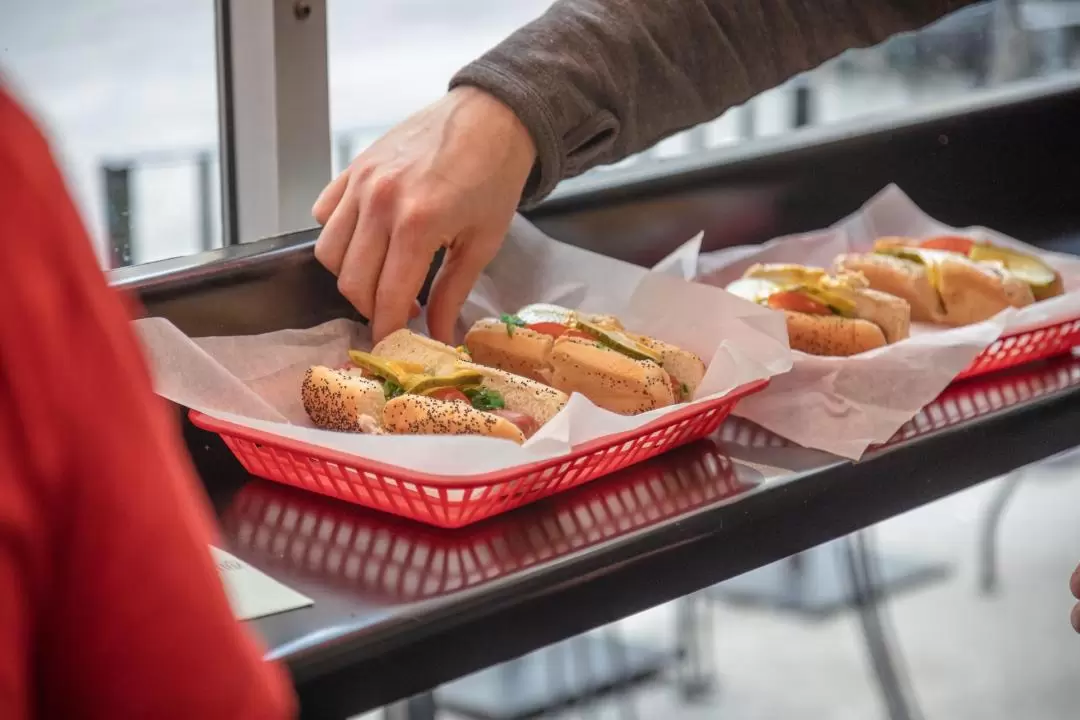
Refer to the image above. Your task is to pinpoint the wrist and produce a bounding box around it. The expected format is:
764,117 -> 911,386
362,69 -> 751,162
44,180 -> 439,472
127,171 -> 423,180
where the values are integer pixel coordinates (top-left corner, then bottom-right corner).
448,85 -> 537,171
449,60 -> 562,203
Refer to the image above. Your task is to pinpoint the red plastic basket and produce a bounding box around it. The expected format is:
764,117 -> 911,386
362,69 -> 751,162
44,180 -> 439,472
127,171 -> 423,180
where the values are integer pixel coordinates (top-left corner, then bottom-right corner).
190,378 -> 768,528
956,317 -> 1080,380
885,352 -> 1080,447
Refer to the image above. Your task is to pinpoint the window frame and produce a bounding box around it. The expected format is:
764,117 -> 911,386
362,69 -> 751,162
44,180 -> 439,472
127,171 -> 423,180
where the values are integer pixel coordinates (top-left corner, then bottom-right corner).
216,0 -> 333,246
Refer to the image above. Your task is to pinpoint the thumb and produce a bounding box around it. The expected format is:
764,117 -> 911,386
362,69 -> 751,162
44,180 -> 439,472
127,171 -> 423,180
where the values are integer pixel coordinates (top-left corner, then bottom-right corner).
426,228 -> 504,344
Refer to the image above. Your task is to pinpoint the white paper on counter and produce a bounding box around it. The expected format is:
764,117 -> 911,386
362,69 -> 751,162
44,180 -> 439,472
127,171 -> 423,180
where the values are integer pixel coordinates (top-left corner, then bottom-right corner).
212,547 -> 312,621
688,184 -> 1080,460
135,216 -> 793,477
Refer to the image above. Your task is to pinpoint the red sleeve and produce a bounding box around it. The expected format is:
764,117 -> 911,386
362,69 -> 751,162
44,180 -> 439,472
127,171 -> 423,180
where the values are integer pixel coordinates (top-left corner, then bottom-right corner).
0,89 -> 296,719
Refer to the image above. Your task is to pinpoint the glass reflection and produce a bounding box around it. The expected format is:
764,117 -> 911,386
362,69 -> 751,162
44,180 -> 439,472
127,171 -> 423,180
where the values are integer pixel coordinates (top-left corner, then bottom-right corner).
221,439 -> 759,603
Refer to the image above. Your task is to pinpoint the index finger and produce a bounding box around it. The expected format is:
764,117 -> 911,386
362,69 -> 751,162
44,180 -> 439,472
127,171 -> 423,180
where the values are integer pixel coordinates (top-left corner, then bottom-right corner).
1071,564 -> 1080,600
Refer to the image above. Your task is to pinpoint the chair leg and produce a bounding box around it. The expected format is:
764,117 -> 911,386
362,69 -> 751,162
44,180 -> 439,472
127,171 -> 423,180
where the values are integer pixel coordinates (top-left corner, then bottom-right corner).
571,633 -> 601,719
843,532 -> 924,720
603,625 -> 639,720
978,472 -> 1025,595
674,594 -> 716,702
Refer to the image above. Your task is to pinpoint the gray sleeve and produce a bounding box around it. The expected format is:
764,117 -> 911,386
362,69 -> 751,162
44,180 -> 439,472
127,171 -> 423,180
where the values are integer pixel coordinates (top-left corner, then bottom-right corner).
450,0 -> 978,205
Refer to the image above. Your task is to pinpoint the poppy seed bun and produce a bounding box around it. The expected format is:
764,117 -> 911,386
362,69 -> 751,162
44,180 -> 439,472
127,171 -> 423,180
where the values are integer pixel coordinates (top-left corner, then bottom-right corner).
464,318 -> 554,383
849,288 -> 911,345
627,334 -> 706,398
549,336 -> 674,415
459,361 -> 568,425
382,394 -> 525,444
835,253 -> 943,322
783,312 -> 888,356
935,256 -> 1034,326
302,366 -> 386,431
371,329 -> 466,372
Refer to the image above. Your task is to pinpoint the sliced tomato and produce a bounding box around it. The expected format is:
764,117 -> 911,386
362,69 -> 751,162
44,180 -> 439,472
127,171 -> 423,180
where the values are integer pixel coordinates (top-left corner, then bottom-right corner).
919,235 -> 974,254
428,387 -> 470,404
766,290 -> 832,315
525,322 -> 570,339
339,361 -> 357,371
669,375 -> 683,403
526,322 -> 592,341
491,409 -> 539,439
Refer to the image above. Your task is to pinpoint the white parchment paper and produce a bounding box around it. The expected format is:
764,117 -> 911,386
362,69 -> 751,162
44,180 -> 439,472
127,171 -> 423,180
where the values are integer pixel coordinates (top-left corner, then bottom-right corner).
689,184 -> 1080,460
135,215 -> 793,476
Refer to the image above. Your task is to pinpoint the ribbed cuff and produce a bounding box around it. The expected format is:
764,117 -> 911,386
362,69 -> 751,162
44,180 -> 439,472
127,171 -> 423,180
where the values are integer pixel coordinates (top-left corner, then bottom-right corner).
450,60 -> 564,207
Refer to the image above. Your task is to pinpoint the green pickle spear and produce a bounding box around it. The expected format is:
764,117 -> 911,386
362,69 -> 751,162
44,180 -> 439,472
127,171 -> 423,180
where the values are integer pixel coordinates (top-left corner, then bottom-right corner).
574,319 -> 663,364
968,244 -> 1059,299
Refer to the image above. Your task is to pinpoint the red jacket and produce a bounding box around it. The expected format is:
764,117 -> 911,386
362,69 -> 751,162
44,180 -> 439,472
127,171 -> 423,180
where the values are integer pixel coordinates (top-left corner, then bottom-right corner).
0,88 -> 295,719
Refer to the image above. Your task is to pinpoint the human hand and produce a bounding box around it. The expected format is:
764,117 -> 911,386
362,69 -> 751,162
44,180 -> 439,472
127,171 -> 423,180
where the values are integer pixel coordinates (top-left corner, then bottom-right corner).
312,86 -> 536,343
1071,563 -> 1080,632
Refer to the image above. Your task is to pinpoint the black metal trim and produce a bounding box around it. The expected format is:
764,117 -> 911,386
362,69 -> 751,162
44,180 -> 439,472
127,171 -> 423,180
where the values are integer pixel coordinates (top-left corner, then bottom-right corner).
214,0 -> 240,246
108,227 -> 317,292
102,163 -> 134,268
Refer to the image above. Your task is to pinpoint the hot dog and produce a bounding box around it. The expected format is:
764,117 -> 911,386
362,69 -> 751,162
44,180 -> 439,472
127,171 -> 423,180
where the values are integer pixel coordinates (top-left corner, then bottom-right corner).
301,329 -> 567,443
464,304 -> 706,414
726,264 -> 911,357
877,235 -> 1064,301
835,235 -> 1054,326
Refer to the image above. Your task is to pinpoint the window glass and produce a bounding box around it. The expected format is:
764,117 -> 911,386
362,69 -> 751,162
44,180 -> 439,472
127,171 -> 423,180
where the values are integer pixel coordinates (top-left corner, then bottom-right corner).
582,0 -> 1080,184
0,0 -> 221,267
327,0 -> 554,172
